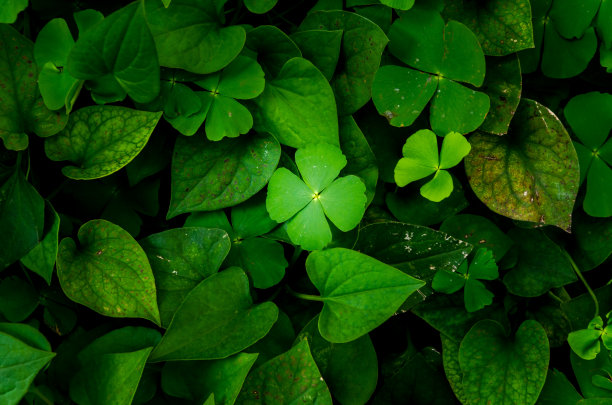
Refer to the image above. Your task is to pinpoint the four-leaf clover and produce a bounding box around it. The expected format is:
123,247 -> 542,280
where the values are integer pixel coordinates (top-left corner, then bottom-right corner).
432,248 -> 499,312
394,129 -> 471,202
266,143 -> 367,251
564,92 -> 612,217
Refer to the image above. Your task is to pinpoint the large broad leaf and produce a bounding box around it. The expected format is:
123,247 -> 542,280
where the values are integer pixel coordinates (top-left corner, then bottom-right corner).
459,320 -> 549,405
297,316 -> 378,405
503,228 -> 576,297
20,202 -> 61,284
479,55 -> 522,135
168,132 -> 280,218
140,227 -> 231,327
0,326 -> 56,405
145,0 -> 245,74
441,335 -> 468,404
0,0 -> 27,23
253,57 -> 338,149
161,353 -> 258,404
150,267 -> 278,361
439,214 -> 513,260
388,6 -> 485,86
245,25 -> 301,77
67,2 -> 159,103
299,10 -> 389,115
45,106 -> 162,180
70,327 -> 160,405
305,248 -> 425,343
354,222 -> 472,309
236,339 -> 333,404
0,24 -> 67,150
0,166 -> 45,271
290,29 -> 342,81
442,0 -> 534,56
465,99 -> 580,232
57,219 -> 161,325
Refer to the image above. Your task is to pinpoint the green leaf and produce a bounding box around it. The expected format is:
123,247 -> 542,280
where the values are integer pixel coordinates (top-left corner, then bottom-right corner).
440,214 -> 513,260
371,65 -> 437,128
320,176 -> 367,232
0,166 -> 45,271
204,95 -> 253,141
266,168 -> 314,222
73,9 -> 105,33
571,211 -> 612,271
232,191 -> 280,239
537,368 -> 584,405
57,219 -> 161,325
20,202 -> 61,284
0,24 -> 67,150
441,334 -> 468,404
161,352 -> 258,404
465,99 -> 580,232
297,315 -> 378,405
225,237 -> 287,289
338,115 -> 378,206
244,0 -> 278,14
290,29 -> 343,81
571,350 -> 612,399
287,198 -> 332,251
479,54 -> 523,135
429,77 -> 490,136
144,0 -> 245,74
354,221 -> 472,310
549,0 -> 600,39
394,129 -> 439,187
388,6 -> 485,86
295,143 -> 346,193
459,320 -> 549,405
584,158 -> 612,217
439,131 -> 471,169
306,248 -> 425,343
34,18 -> 83,112
67,2 -> 160,103
380,0 -> 414,10
44,106 -> 162,180
70,327 -> 160,405
0,277 -> 39,322
541,24 -> 598,79
245,25 -> 301,77
442,0 -> 534,56
236,339 -> 333,404
432,260 -> 467,294
168,132 -> 280,218
150,267 -> 278,361
253,57 -> 339,149
0,327 -> 55,405
420,170 -> 453,202
299,10 -> 389,115
0,0 -> 27,23
568,328 -> 603,360
164,86 -> 212,136
140,227 -> 231,327
214,55 -> 265,100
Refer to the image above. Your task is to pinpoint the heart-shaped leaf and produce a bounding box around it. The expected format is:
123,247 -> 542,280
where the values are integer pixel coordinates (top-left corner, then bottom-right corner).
45,106 -> 162,180
140,227 -> 231,327
465,99 -> 580,231
57,219 -> 161,325
168,131 -> 280,218
237,339 -> 333,404
306,248 -> 425,343
0,24 -> 67,150
290,29 -> 342,81
149,267 -> 278,361
459,320 -> 549,405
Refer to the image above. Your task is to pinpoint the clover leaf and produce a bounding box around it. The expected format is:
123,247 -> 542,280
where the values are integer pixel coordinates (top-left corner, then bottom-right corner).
564,92 -> 612,217
266,143 -> 366,251
394,129 -> 470,202
569,311 -> 612,360
432,248 -> 499,312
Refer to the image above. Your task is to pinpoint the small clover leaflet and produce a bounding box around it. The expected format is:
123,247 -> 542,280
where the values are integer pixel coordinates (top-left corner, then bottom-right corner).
394,129 -> 471,202
432,248 -> 498,312
568,311 -> 612,360
266,143 -> 367,251
564,92 -> 612,217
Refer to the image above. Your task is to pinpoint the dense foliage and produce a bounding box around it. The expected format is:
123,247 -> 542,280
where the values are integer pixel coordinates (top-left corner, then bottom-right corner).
1,0 -> 612,404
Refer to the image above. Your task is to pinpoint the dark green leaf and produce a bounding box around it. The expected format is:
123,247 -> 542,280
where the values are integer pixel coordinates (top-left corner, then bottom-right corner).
150,267 -> 278,361
541,24 -> 598,79
290,29 -> 343,81
140,227 -> 231,327
571,350 -> 612,399
20,201 -> 61,283
236,339 -> 333,404
441,334 -> 468,404
0,277 -> 39,322
459,320 -> 549,405
225,238 -> 287,289
465,99 -> 580,231
168,132 -> 280,218
246,25 -> 301,77
57,219 -> 161,325
440,214 -> 513,260
536,368 -> 583,405
45,106 -> 162,180
571,211 -> 612,271
244,0 -> 278,14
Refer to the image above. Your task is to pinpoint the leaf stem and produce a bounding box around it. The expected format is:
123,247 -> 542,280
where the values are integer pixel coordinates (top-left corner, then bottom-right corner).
28,386 -> 54,405
564,250 -> 599,318
286,286 -> 324,302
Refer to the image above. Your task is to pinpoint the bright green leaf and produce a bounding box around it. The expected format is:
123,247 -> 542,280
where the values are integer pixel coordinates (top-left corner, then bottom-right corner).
215,56 -> 265,100
306,248 -> 425,343
465,99 -> 580,231
244,0 -> 278,14
319,176 -> 366,232
150,267 -> 278,361
168,132 -> 280,218
459,320 -> 549,405
420,170 -> 453,202
204,94 -> 253,141
44,106 -> 162,180
296,143 -> 346,193
568,329 -> 603,360
380,0 -> 414,10
0,0 -> 28,23
439,131 -> 471,169
266,168 -> 314,222
286,199 -> 332,251
394,129 -> 439,187
245,25 -> 301,77
57,219 -> 161,325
